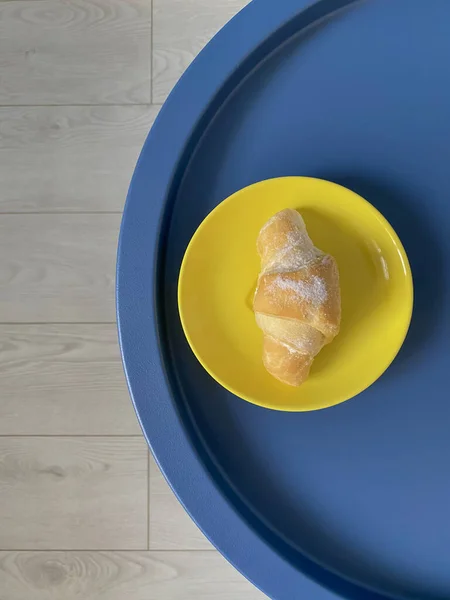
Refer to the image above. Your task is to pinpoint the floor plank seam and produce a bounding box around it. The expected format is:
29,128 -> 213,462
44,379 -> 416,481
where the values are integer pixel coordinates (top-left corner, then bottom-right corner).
150,0 -> 154,104
0,434 -> 144,438
0,103 -> 162,108
0,322 -> 117,326
0,548 -> 216,553
0,211 -> 124,216
147,451 -> 151,550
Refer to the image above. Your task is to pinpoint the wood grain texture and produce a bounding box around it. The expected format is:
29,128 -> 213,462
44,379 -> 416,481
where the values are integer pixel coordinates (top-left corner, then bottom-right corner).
0,324 -> 139,435
0,0 -> 151,105
0,551 -> 266,599
149,456 -> 212,550
153,0 -> 248,102
0,437 -> 148,549
0,214 -> 119,322
0,106 -> 159,213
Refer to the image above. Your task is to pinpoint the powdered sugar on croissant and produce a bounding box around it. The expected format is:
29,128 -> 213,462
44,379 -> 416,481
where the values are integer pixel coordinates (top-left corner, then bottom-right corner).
253,209 -> 341,386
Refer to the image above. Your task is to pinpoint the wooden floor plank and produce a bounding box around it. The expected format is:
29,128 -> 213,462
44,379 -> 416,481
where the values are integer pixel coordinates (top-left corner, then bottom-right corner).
0,0 -> 151,105
149,455 -> 212,550
0,551 -> 267,599
153,0 -> 248,103
0,437 -> 148,549
0,324 -> 140,435
0,214 -> 120,322
0,106 -> 158,213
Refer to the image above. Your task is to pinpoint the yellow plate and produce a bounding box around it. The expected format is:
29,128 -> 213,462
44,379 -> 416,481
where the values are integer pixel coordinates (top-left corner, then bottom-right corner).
178,177 -> 413,411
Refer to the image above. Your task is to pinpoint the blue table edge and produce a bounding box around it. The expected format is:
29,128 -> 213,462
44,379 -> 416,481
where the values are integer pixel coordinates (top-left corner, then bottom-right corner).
116,1 -> 389,599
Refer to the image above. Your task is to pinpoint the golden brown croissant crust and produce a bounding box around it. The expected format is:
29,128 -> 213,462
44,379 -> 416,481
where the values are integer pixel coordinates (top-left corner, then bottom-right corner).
253,208 -> 341,386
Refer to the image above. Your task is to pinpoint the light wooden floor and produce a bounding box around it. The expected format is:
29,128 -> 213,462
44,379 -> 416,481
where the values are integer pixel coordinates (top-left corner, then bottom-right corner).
0,0 -> 266,597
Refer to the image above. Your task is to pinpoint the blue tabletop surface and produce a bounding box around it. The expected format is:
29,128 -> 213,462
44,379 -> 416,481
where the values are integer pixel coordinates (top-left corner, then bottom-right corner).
117,1 -> 450,598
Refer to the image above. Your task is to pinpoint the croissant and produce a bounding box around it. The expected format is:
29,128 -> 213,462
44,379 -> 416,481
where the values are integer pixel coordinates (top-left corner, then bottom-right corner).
253,209 -> 341,386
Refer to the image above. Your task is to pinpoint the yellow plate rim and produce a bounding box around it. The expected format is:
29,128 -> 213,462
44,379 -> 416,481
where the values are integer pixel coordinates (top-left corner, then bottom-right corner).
178,177 -> 414,411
